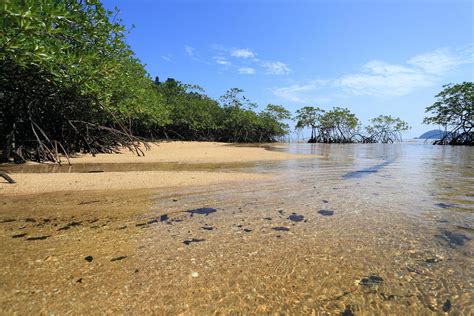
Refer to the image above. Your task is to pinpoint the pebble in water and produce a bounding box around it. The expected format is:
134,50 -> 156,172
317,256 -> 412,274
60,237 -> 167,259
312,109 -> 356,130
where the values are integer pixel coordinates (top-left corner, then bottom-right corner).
26,236 -> 50,241
84,256 -> 93,262
288,213 -> 304,222
272,227 -> 290,232
186,208 -> 217,217
442,299 -> 451,312
359,275 -> 384,287
58,221 -> 81,231
318,210 -> 334,216
111,256 -> 127,262
435,203 -> 455,209
183,238 -> 205,245
12,233 -> 27,238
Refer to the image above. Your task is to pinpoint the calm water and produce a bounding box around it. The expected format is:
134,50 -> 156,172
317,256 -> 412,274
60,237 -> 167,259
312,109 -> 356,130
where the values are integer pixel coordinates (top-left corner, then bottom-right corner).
0,143 -> 473,314
142,143 -> 473,314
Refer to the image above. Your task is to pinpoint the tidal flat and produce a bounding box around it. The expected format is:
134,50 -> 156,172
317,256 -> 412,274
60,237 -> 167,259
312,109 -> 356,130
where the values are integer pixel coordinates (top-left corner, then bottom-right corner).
0,142 -> 473,314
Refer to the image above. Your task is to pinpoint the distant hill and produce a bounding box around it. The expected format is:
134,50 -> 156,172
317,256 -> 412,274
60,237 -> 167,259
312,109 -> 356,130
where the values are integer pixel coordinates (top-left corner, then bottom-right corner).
418,129 -> 446,139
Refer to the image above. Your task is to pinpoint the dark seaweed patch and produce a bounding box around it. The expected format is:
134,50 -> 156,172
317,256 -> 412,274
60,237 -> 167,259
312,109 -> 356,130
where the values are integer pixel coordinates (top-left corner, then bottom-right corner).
243,228 -> 252,233
186,208 -> 217,216
318,210 -> 334,216
263,217 -> 272,221
147,219 -> 158,225
288,213 -> 304,222
272,226 -> 290,232
160,214 -> 169,222
1,219 -> 15,223
437,230 -> 471,246
201,226 -> 214,231
183,238 -> 205,245
322,200 -> 329,203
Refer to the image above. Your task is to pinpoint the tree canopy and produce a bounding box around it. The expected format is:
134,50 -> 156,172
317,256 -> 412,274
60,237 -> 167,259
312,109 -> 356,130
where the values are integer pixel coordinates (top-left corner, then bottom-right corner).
423,82 -> 473,145
0,0 -> 293,163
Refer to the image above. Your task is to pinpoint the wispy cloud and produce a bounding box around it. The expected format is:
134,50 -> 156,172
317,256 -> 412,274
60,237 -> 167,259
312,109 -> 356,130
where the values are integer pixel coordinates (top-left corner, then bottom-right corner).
230,48 -> 256,59
211,45 -> 291,76
161,55 -> 171,62
262,61 -> 291,75
238,67 -> 256,74
272,47 -> 473,102
185,45 -> 196,58
214,56 -> 232,66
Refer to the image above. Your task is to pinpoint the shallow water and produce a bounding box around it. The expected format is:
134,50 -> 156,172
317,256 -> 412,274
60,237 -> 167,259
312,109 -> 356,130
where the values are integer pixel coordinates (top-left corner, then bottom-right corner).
0,143 -> 473,314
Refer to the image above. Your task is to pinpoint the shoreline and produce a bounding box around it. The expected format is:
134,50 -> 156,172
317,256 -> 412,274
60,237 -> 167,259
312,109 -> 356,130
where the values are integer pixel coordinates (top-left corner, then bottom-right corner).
0,142 -> 315,196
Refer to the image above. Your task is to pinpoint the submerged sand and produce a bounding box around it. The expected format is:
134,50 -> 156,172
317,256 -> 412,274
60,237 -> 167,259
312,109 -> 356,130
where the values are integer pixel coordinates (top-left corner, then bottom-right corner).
1,143 -> 471,314
0,142 -> 313,195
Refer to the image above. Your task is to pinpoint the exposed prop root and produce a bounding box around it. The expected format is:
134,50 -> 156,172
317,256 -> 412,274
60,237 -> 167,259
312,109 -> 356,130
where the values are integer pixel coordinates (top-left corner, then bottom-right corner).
0,171 -> 15,184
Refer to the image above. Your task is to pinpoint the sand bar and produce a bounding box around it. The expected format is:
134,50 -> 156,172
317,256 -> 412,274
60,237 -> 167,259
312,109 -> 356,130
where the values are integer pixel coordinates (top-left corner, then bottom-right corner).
0,142 -> 315,195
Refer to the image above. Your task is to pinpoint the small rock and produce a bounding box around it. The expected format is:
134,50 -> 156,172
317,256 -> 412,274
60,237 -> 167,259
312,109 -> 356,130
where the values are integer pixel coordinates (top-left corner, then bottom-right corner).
12,233 -> 27,238
442,299 -> 451,312
272,226 -> 290,232
84,256 -> 93,262
26,235 -> 50,241
191,272 -> 199,278
111,256 -> 127,262
318,210 -> 334,216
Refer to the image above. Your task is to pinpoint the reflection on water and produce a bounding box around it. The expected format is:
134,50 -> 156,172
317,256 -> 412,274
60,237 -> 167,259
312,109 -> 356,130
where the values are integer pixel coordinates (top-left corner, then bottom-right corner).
0,143 -> 472,314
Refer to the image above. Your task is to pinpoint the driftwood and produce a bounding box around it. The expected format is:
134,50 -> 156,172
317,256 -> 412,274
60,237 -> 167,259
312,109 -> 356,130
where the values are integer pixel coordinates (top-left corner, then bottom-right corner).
0,171 -> 15,184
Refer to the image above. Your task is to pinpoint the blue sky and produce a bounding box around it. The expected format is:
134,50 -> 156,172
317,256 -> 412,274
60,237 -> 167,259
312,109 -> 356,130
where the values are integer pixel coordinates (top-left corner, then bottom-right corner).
103,0 -> 473,138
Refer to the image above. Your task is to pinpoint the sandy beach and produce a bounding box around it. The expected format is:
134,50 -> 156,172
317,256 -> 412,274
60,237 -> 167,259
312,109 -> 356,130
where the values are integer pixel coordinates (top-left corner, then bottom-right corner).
0,142 -> 313,195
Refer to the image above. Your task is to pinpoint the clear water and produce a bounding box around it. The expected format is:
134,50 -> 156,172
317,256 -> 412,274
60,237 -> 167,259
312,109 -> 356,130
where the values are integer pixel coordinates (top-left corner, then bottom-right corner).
0,143 -> 472,314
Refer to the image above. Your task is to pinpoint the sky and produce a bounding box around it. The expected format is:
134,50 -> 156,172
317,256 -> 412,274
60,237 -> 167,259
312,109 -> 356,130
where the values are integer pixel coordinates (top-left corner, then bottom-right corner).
103,0 -> 473,139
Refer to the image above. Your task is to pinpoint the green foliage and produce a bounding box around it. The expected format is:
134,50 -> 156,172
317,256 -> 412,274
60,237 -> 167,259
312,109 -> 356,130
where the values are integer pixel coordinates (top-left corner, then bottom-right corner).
1,0 -> 169,162
365,115 -> 410,143
319,107 -> 359,143
423,82 -> 473,145
294,106 -> 324,140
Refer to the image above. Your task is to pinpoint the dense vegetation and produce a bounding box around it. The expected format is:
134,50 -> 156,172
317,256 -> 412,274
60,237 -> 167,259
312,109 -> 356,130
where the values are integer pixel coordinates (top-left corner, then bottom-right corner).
2,1 -> 468,165
0,0 -> 289,163
423,82 -> 473,146
294,107 -> 410,143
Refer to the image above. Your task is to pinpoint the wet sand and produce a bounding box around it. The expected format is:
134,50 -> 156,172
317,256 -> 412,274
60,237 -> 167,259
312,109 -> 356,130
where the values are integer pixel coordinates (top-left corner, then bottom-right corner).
0,142 -> 310,195
0,143 -> 473,314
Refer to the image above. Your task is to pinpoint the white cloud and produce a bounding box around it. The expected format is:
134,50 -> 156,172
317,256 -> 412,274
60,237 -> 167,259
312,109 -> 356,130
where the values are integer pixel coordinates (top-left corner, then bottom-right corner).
238,67 -> 256,74
230,48 -> 256,59
335,60 -> 434,96
272,80 -> 329,102
407,48 -> 472,74
185,45 -> 196,57
272,47 -> 473,101
262,61 -> 291,75
214,56 -> 232,66
161,56 -> 171,62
